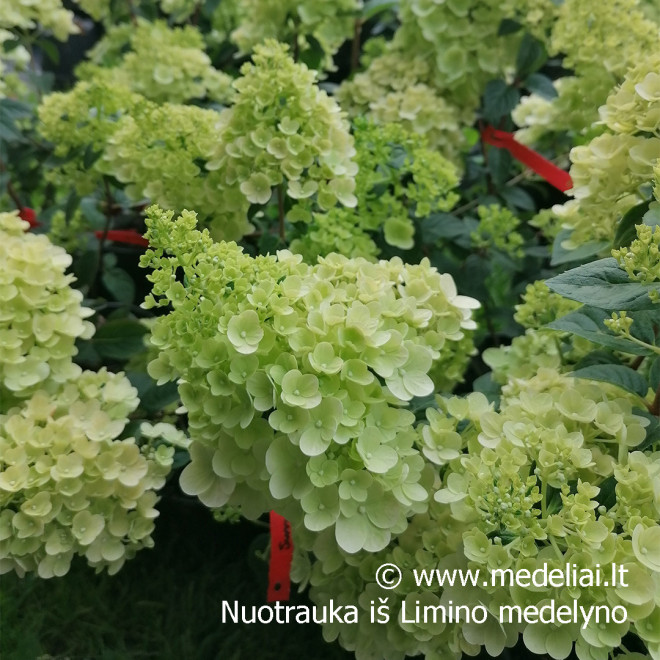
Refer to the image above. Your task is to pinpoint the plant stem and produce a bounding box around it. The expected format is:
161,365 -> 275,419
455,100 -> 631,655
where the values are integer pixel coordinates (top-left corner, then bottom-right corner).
650,383 -> 660,416
549,535 -> 563,560
292,28 -> 300,63
127,0 -> 138,25
621,331 -> 660,356
630,355 -> 645,371
89,178 -> 114,295
351,18 -> 363,73
541,480 -> 547,518
191,1 -> 202,25
478,121 -> 496,196
0,159 -> 24,209
277,184 -> 286,243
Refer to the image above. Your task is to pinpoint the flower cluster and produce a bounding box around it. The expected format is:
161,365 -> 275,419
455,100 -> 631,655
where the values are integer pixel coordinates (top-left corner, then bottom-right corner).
0,212 -> 94,403
393,0 -> 556,111
0,372 -> 173,578
550,0 -> 658,84
97,102 -> 241,238
552,54 -> 660,251
0,28 -> 31,99
565,134 -> 659,248
338,0 -> 561,160
302,368 -> 660,660
512,76 -> 614,145
2,0 -> 77,41
471,205 -> 524,258
227,0 -> 361,70
38,39 -> 357,242
75,0 -> 113,22
157,0 -> 199,23
337,51 -> 465,161
140,205 -> 478,554
48,208 -> 91,254
612,223 -> 660,285
600,52 -> 660,136
289,210 -> 380,262
514,0 -> 659,141
513,280 -> 582,330
0,211 -> 178,578
529,206 -> 563,242
37,80 -> 142,194
291,120 -> 460,259
76,19 -> 233,105
205,40 -> 358,229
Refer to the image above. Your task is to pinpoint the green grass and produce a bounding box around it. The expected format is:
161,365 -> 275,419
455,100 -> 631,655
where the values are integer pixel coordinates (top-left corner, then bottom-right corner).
0,484 -> 353,660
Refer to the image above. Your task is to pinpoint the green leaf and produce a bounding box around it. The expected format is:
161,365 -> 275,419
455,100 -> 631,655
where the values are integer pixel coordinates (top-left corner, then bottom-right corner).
37,38 -> 60,65
524,73 -> 557,99
299,35 -> 323,70
0,117 -> 22,143
634,409 -> 660,452
483,80 -> 521,123
74,339 -> 101,368
546,257 -> 660,310
92,319 -> 148,360
102,267 -> 135,305
573,350 -> 624,370
498,18 -> 522,35
487,144 -> 513,188
551,228 -> 609,265
420,213 -> 469,242
0,99 -> 32,121
523,245 -> 550,258
643,201 -> 660,228
649,356 -> 660,391
83,144 -> 102,169
80,197 -> 107,229
389,145 -> 407,169
516,33 -> 547,79
547,307 -> 654,355
127,371 -> 180,413
455,253 -> 491,300
71,249 -> 99,290
613,201 -> 651,249
141,381 -> 180,413
500,186 -> 536,211
362,0 -> 398,19
473,372 -> 501,409
596,476 -> 617,510
570,364 -> 650,398
628,310 -> 659,346
171,448 -> 191,470
409,393 -> 438,419
202,0 -> 223,18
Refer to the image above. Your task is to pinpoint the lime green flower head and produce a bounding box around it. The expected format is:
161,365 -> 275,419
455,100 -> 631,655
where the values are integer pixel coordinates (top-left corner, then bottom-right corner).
141,206 -> 479,555
1,0 -> 77,41
0,212 -> 94,401
0,374 -> 175,578
205,40 -> 357,236
37,80 -> 143,195
77,19 -> 233,105
612,223 -> 660,286
227,0 -> 361,71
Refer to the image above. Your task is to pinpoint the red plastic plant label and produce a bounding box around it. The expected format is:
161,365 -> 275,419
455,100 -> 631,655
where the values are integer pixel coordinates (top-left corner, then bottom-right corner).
267,511 -> 294,602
